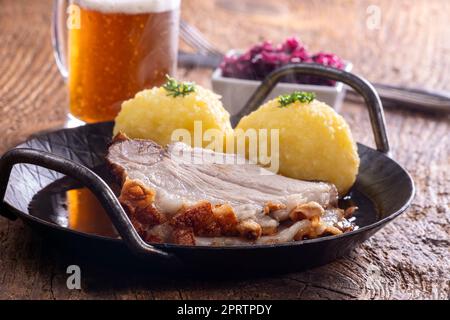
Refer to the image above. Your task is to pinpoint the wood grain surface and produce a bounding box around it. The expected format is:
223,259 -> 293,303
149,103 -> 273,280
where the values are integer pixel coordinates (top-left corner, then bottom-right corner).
0,0 -> 449,300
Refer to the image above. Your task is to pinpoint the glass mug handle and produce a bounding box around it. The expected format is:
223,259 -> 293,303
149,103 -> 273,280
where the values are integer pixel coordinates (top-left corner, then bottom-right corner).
52,0 -> 72,80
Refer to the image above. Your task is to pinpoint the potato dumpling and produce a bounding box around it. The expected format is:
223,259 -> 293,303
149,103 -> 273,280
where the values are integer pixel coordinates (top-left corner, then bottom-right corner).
236,97 -> 360,195
114,83 -> 233,148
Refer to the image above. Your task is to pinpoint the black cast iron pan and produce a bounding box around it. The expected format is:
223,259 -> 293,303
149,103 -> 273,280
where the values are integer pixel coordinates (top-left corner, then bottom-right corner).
0,65 -> 414,274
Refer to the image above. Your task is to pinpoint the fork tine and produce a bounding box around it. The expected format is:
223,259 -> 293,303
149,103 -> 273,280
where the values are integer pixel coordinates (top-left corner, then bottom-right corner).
180,20 -> 223,57
180,27 -> 211,55
180,21 -> 214,53
181,30 -> 222,57
182,22 -> 220,53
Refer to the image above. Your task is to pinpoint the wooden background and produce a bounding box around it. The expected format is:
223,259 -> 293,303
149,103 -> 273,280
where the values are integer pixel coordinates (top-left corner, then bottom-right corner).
0,0 -> 449,299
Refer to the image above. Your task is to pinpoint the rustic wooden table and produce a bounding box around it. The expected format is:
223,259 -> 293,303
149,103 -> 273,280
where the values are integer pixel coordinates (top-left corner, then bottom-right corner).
0,0 -> 448,300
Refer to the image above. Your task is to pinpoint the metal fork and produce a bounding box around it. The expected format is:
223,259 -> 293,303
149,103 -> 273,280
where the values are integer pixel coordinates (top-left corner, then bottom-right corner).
180,19 -> 223,58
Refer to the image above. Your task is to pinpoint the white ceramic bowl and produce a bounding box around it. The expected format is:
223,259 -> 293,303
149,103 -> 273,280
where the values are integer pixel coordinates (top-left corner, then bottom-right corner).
212,59 -> 353,117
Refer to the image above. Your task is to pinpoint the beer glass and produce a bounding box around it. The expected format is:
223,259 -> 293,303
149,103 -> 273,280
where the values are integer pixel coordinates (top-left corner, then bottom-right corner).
52,0 -> 181,124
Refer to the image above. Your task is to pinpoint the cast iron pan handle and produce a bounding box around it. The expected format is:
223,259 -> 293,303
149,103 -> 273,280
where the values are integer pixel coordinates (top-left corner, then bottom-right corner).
0,148 -> 178,263
231,64 -> 390,154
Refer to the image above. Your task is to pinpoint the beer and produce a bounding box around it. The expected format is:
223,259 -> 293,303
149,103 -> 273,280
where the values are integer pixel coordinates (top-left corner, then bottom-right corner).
68,0 -> 180,123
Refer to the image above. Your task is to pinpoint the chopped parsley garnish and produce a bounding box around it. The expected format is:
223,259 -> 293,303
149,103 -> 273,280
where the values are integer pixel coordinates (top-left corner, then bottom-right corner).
278,91 -> 316,107
163,75 -> 196,98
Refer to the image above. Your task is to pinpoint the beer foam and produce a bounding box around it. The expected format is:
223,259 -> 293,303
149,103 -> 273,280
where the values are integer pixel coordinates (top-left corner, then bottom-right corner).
75,0 -> 181,14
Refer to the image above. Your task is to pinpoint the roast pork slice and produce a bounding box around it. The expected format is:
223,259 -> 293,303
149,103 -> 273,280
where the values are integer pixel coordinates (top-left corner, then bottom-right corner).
106,135 -> 341,244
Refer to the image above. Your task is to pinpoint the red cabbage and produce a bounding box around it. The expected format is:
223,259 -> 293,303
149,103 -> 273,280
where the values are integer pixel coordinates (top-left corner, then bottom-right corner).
220,37 -> 345,86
